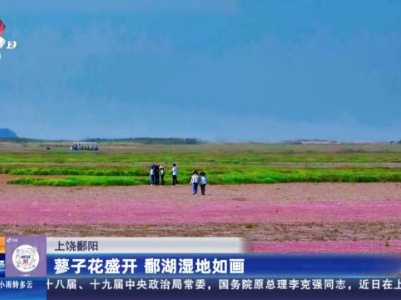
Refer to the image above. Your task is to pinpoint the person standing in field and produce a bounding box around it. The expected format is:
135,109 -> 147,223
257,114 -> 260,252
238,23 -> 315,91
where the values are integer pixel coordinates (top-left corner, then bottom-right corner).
160,165 -> 165,185
172,163 -> 178,185
149,165 -> 155,185
154,165 -> 160,185
199,171 -> 208,195
190,171 -> 199,195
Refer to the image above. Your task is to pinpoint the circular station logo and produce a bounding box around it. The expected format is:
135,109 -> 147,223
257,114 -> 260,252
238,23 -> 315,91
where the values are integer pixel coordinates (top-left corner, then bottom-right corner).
12,245 -> 40,273
0,18 -> 18,58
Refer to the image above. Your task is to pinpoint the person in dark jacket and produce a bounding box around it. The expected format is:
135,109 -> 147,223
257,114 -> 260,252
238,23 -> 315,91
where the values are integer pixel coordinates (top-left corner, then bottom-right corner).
160,165 -> 165,185
154,165 -> 160,185
199,171 -> 208,196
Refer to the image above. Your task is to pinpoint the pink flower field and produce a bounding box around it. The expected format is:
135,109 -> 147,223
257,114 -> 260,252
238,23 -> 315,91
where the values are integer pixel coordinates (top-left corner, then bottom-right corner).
1,178 -> 401,253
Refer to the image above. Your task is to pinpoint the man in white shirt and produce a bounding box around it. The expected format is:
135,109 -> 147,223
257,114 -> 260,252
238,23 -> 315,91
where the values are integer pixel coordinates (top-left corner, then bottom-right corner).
172,163 -> 178,185
190,171 -> 199,195
150,166 -> 155,185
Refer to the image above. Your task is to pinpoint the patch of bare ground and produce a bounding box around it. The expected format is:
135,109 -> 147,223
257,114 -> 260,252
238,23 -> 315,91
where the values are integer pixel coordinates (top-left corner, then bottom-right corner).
2,221 -> 401,243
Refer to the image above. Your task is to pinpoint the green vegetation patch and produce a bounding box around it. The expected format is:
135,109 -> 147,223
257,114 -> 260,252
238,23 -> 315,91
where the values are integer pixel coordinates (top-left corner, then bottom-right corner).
7,167 -> 401,186
1,143 -> 401,164
7,176 -> 147,186
2,143 -> 401,186
6,167 -> 146,176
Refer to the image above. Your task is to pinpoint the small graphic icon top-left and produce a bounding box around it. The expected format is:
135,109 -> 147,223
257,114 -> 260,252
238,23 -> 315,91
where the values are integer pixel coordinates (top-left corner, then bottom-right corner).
0,19 -> 5,36
0,20 -> 17,53
0,20 -> 5,50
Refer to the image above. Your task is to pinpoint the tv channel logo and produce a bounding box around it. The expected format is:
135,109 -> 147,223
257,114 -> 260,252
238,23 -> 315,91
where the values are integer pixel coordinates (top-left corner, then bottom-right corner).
0,19 -> 18,59
12,244 -> 41,273
5,236 -> 47,277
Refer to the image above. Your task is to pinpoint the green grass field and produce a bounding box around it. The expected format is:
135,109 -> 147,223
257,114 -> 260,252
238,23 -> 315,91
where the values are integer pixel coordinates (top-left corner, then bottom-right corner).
1,142 -> 401,186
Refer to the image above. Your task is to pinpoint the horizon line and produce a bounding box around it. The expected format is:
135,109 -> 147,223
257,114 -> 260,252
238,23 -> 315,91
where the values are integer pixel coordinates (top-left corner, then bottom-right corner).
0,136 -> 400,144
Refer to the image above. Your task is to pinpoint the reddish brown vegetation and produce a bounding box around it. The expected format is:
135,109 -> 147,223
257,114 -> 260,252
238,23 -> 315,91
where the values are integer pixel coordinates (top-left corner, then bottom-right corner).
1,177 -> 401,253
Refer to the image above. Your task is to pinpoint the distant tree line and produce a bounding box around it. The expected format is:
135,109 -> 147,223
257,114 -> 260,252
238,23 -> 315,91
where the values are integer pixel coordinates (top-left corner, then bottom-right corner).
82,137 -> 203,145
0,137 -> 44,142
0,134 -> 203,145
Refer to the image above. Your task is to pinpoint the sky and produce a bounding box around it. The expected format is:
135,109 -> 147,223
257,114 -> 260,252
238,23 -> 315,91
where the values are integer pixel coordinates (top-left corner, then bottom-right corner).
0,0 -> 400,141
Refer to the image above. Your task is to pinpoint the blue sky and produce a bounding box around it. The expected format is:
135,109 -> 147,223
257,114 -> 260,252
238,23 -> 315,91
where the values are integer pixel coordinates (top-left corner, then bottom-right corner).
0,0 -> 400,141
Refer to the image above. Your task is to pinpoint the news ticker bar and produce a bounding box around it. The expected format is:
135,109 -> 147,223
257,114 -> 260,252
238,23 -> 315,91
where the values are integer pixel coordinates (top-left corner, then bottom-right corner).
44,277 -> 401,292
